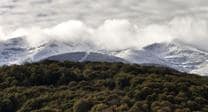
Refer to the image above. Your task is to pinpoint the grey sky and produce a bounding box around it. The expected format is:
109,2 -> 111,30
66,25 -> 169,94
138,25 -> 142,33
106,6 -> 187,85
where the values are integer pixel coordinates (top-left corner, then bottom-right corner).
0,0 -> 208,29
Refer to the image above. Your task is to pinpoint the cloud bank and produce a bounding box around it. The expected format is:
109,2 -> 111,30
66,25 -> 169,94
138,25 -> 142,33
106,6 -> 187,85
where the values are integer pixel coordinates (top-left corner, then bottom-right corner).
0,16 -> 208,52
1,0 -> 208,51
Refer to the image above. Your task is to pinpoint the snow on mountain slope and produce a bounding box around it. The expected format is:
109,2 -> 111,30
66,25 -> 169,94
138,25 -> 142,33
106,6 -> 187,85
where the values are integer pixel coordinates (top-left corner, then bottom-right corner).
0,37 -> 29,65
114,41 -> 208,75
0,37 -> 208,75
191,64 -> 208,75
0,37 -> 96,65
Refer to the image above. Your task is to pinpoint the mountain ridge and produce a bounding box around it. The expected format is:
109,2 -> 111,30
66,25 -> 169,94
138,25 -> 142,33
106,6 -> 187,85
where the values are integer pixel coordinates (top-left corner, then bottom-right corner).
0,37 -> 208,75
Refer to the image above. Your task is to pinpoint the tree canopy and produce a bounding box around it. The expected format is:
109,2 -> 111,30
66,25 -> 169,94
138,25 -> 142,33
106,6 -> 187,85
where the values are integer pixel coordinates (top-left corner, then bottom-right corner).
0,60 -> 208,112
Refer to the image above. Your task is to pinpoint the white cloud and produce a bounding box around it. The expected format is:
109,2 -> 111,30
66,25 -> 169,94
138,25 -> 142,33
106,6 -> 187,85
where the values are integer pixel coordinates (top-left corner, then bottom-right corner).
1,0 -> 208,51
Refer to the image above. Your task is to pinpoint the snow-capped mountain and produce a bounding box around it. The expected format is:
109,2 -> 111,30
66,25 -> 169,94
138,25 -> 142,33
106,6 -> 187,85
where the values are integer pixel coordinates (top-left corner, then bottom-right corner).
1,37 -> 208,75
114,41 -> 208,75
0,38 -> 29,65
0,37 -> 95,64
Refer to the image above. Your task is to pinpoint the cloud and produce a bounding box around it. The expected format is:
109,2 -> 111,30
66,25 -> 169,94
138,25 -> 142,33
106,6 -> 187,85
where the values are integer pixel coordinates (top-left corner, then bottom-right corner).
0,27 -> 5,40
0,17 -> 206,52
1,0 -> 208,29
1,0 -> 208,51
169,16 -> 208,50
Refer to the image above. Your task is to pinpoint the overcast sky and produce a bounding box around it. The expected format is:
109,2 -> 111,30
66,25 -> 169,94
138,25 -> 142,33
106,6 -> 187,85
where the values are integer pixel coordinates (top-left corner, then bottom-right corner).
0,0 -> 208,29
1,0 -> 208,51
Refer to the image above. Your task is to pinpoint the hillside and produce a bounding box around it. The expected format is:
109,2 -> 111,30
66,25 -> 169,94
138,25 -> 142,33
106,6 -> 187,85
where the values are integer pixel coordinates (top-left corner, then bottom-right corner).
1,37 -> 208,76
0,61 -> 208,112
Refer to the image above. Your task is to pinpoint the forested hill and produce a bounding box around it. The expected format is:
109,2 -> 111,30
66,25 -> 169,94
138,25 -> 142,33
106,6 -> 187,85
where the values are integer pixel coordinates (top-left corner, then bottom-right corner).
0,60 -> 208,112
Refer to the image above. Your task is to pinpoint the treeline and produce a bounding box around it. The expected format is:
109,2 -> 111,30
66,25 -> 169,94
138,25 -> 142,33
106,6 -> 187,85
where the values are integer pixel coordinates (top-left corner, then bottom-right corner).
0,60 -> 208,112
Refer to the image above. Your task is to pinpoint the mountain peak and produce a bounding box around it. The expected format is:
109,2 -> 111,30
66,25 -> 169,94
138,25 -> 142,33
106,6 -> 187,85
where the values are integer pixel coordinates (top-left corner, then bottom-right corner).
0,38 -> 208,75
